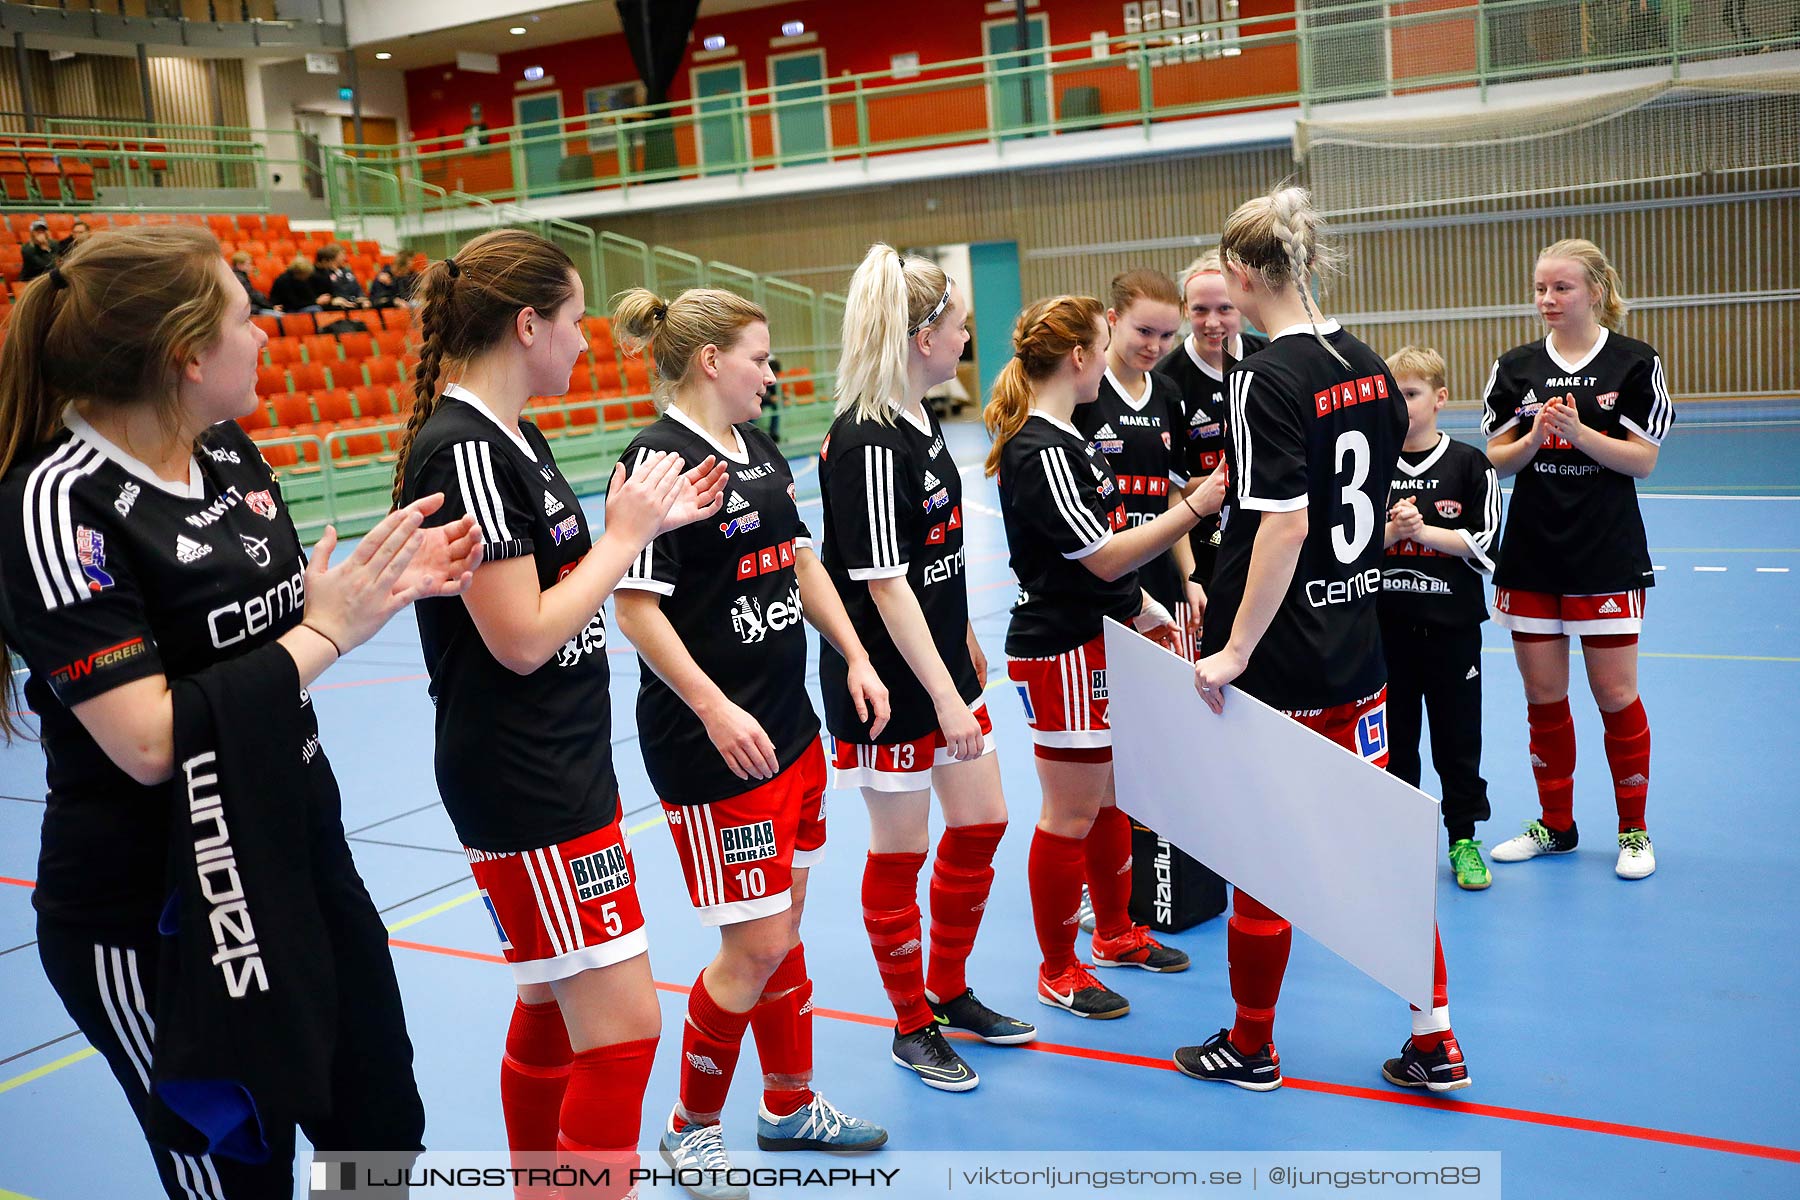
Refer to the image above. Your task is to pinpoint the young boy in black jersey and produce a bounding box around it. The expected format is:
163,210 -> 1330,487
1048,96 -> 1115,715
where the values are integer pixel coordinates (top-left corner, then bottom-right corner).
1378,347 -> 1501,891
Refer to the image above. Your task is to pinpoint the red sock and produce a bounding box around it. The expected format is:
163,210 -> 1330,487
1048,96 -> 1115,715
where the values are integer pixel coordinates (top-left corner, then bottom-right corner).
1084,806 -> 1135,940
554,1036 -> 658,1199
1028,827 -> 1086,975
862,851 -> 933,1033
1601,698 -> 1651,832
678,969 -> 752,1125
749,944 -> 813,1117
500,998 -> 573,1156
927,822 -> 1006,1003
1527,698 -> 1577,831
1227,890 -> 1291,1056
1408,930 -> 1453,1052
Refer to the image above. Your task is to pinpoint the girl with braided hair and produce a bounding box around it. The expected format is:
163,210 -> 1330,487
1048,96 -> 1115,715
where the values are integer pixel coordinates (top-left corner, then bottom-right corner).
985,294 -> 1225,1023
1176,185 -> 1471,1095
392,229 -> 729,1188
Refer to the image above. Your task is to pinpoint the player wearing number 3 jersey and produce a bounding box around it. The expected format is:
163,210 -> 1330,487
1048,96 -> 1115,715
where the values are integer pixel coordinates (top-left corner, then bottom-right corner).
1181,186 -> 1471,1096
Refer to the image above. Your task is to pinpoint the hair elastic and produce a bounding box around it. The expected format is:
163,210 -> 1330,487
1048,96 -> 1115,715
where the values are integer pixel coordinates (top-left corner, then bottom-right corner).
445,258 -> 461,278
47,265 -> 67,290
651,302 -> 669,323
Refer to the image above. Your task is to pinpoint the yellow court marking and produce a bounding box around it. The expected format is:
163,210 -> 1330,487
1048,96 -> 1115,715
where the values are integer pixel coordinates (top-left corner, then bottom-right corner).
0,1187 -> 46,1199
385,890 -> 479,934
0,1046 -> 96,1097
626,813 -> 668,836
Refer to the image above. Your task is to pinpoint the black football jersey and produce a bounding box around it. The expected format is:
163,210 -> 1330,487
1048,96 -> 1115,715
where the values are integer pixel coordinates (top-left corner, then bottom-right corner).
1480,329 -> 1674,595
817,403 -> 978,745
404,388 -> 617,852
1378,434 -> 1500,630
997,411 -> 1138,658
1073,369 -> 1188,609
1154,332 -> 1268,584
615,408 -> 819,805
0,416 -> 314,926
1200,321 -> 1407,710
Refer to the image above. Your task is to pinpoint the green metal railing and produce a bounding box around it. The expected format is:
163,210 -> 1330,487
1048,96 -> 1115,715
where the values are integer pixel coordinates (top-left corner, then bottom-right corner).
1,0 -> 1790,533
269,153 -> 843,537
324,0 -> 1795,213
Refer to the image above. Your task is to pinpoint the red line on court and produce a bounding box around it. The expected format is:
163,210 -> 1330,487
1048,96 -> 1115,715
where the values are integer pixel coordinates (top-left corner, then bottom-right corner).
387,935 -> 1800,1165
0,876 -> 33,889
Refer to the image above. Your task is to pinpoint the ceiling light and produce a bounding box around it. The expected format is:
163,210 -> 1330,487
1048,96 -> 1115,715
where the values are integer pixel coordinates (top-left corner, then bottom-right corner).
702,34 -> 725,51
782,21 -> 804,36
509,26 -> 526,35
375,51 -> 392,60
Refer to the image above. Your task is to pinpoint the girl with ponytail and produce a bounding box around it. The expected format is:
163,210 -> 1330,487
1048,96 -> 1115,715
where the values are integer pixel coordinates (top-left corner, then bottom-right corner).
1156,249 -> 1269,587
817,244 -> 1036,1094
1176,184 -> 1473,1098
609,285 -> 892,1182
986,293 -> 1225,1022
1482,239 -> 1672,881
0,225 -> 479,1196
394,229 -> 729,1187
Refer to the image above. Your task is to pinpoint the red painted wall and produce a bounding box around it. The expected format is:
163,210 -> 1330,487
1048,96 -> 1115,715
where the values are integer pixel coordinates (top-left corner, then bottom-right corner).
403,0 -> 1307,153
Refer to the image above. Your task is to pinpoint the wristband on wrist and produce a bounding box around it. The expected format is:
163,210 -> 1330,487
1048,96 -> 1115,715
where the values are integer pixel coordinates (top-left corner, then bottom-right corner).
303,622 -> 344,658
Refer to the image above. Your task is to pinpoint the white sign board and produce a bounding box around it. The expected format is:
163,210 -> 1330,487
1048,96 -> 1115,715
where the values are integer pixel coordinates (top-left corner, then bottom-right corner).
1102,618 -> 1440,1008
457,51 -> 501,75
304,53 -> 340,76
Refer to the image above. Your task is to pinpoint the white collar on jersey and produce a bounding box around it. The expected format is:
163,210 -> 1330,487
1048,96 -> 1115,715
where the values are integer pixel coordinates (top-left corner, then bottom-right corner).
885,396 -> 932,436
1268,317 -> 1343,341
1028,409 -> 1084,438
1545,326 -> 1609,376
63,410 -> 204,499
1397,431 -> 1452,477
1102,366 -> 1154,412
1182,332 -> 1239,382
444,382 -> 536,462
665,403 -> 749,465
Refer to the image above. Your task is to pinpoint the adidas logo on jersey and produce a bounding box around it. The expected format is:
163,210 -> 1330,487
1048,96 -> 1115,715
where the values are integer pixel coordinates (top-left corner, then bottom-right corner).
1093,423 -> 1119,440
923,470 -> 942,491
1466,665 -> 1480,680
1618,773 -> 1649,788
543,490 -> 564,517
889,938 -> 922,958
685,1053 -> 723,1076
725,490 -> 750,514
175,535 -> 211,564
1521,388 -> 1541,413
1597,598 -> 1623,615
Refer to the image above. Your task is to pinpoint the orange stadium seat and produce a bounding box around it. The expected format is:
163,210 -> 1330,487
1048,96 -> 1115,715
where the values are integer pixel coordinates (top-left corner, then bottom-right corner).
271,391 -> 314,426
313,388 -> 355,422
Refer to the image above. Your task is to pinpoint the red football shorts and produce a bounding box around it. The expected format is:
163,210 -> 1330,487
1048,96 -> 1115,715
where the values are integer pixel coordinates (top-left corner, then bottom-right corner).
1284,686 -> 1391,769
661,737 -> 827,927
1492,587 -> 1645,637
465,811 -> 649,985
830,704 -> 995,793
1008,633 -> 1112,763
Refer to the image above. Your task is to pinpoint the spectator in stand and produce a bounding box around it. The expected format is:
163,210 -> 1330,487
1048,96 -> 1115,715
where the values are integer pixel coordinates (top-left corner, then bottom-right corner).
20,221 -> 58,282
58,219 -> 92,256
231,251 -> 278,313
315,244 -> 371,310
369,256 -> 418,308
270,255 -> 326,312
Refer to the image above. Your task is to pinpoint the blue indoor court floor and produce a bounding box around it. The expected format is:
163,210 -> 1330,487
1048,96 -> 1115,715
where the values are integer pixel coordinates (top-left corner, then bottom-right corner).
1,405 -> 1796,1199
